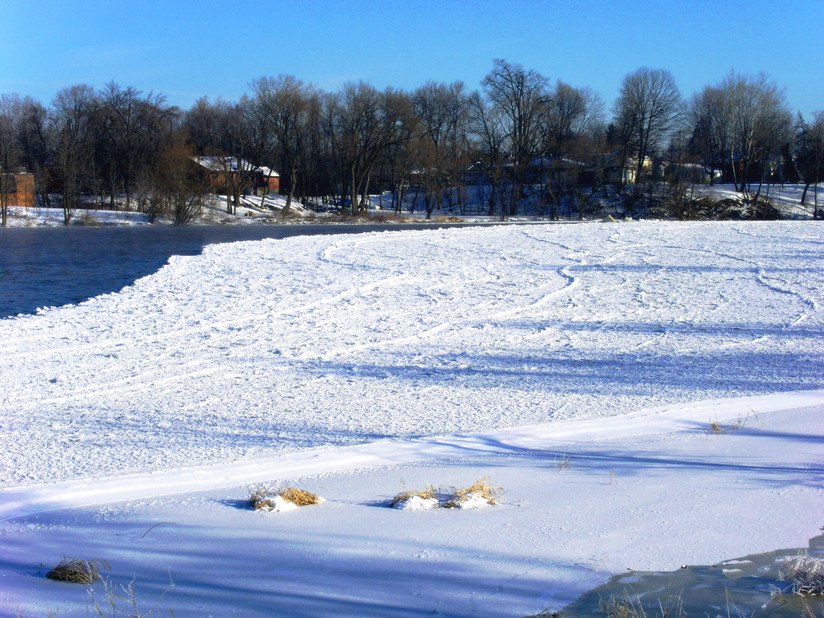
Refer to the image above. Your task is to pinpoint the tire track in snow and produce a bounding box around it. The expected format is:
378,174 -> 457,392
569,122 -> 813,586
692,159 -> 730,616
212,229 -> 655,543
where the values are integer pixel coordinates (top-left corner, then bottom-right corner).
0,273 -> 419,364
8,364 -> 224,407
318,323 -> 453,361
606,225 -> 821,332
699,243 -> 820,319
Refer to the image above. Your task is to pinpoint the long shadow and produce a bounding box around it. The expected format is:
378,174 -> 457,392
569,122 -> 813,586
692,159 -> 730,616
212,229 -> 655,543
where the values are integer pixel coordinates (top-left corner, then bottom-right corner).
1,513 -> 592,616
301,349 -> 824,395
415,439 -> 824,490
503,317 -> 823,340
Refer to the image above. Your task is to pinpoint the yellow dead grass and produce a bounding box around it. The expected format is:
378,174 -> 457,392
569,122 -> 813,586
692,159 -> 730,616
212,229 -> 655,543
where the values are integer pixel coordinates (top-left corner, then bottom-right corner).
249,486 -> 321,510
388,486 -> 437,507
442,477 -> 502,508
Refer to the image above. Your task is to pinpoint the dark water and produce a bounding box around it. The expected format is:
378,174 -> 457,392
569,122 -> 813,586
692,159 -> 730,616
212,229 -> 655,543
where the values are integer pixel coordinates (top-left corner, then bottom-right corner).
558,534 -> 824,617
0,223 -> 459,319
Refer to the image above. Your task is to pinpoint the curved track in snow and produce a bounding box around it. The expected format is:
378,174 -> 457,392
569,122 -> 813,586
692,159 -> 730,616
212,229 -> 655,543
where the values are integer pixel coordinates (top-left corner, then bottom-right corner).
1,221 -> 822,486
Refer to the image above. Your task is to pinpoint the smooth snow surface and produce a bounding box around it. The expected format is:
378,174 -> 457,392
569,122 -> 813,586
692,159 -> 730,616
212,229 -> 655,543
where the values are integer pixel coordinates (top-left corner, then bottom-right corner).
1,398 -> 822,616
1,221 -> 822,616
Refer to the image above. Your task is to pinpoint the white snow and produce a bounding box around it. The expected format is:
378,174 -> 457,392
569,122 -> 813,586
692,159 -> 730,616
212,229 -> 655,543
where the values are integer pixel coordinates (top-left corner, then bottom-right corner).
392,495 -> 439,511
258,494 -> 299,513
447,492 -> 493,510
0,220 -> 822,616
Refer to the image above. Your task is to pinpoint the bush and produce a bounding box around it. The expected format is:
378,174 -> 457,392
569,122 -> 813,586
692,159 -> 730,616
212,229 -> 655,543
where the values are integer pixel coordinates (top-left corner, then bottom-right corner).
46,558 -> 106,584
779,555 -> 824,596
746,196 -> 782,220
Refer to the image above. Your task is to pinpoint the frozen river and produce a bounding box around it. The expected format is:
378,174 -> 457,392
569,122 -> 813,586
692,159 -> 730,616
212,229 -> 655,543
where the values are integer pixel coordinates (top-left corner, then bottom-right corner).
0,223 -> 462,318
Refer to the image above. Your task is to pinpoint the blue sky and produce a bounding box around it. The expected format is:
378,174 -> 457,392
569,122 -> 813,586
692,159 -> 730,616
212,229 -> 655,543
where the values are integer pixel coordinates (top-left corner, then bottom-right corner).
1,0 -> 822,118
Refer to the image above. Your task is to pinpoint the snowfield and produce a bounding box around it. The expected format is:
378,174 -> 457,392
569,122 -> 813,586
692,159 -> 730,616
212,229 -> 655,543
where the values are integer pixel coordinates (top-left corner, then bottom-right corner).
1,220 -> 823,616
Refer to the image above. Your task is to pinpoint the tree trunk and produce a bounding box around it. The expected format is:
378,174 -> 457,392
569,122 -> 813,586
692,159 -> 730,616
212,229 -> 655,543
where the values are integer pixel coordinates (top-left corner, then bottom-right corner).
801,181 -> 811,205
283,168 -> 296,214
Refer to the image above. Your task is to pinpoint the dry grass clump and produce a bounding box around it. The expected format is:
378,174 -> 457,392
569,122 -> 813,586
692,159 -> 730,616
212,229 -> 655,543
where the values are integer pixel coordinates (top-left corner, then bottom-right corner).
709,410 -> 760,435
279,487 -> 321,507
442,477 -> 502,508
599,588 -> 685,617
249,485 -> 321,510
388,486 -> 437,507
779,555 -> 824,597
46,558 -> 107,584
708,417 -> 726,434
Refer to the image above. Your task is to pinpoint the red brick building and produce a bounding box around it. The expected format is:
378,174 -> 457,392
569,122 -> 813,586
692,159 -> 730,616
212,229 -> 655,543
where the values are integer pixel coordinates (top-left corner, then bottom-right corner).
192,156 -> 280,195
1,172 -> 36,207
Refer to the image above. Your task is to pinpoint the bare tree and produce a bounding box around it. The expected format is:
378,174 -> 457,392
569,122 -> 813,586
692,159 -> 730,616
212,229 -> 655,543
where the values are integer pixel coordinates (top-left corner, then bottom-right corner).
252,75 -> 319,213
796,111 -> 824,217
688,85 -> 731,185
17,97 -> 53,209
326,82 -> 414,214
0,94 -> 24,225
96,82 -> 176,210
412,81 -> 470,218
184,97 -> 254,214
544,81 -> 604,156
468,90 -> 508,218
723,72 -> 791,199
536,81 -> 605,219
613,67 -> 682,190
482,59 -> 549,216
154,141 -> 208,224
52,85 -> 97,224
689,72 -> 791,203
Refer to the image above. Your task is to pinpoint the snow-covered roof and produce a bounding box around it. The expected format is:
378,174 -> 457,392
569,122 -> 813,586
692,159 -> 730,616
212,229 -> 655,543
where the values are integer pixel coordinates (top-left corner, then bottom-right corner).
528,156 -> 586,168
256,166 -> 279,178
192,156 -> 279,177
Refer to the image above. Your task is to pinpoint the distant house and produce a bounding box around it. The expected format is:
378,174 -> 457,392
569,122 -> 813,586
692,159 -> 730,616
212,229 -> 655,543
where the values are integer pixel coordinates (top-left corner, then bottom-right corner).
192,156 -> 280,195
621,156 -> 654,185
461,161 -> 494,186
526,157 -> 587,186
1,172 -> 36,207
590,153 -> 653,186
664,162 -> 722,184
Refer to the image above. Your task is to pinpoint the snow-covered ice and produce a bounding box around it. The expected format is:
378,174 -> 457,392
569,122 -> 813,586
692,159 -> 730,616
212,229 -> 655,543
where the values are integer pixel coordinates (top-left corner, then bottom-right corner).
0,220 -> 822,616
1,221 -> 821,486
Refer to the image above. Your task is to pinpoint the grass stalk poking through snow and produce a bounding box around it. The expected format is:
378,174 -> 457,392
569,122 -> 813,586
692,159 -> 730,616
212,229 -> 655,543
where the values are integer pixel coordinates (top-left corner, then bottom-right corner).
599,586 -> 686,617
778,555 -> 824,597
708,410 -> 762,435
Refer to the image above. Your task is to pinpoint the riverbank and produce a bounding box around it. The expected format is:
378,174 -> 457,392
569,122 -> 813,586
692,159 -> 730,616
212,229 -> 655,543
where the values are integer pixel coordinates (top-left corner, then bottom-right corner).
1,221 -> 822,615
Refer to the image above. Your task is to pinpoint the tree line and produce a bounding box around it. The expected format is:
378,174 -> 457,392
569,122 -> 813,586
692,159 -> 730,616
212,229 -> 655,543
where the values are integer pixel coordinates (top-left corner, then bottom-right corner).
1,60 -> 822,225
